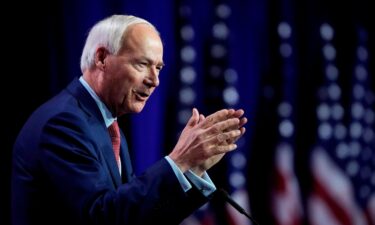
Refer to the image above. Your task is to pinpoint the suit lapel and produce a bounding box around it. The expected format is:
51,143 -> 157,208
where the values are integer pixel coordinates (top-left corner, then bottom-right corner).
119,134 -> 134,183
66,78 -> 122,188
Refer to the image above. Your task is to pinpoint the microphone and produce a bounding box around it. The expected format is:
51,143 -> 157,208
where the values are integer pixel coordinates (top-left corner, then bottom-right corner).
215,188 -> 260,225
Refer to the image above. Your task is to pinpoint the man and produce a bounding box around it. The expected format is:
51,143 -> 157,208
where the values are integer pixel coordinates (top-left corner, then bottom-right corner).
11,14 -> 247,225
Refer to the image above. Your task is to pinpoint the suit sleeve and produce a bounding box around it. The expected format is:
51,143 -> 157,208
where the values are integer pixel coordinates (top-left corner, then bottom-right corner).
40,113 -> 208,225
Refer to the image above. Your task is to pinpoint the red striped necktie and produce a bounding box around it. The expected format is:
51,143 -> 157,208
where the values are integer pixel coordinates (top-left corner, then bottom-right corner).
108,120 -> 121,169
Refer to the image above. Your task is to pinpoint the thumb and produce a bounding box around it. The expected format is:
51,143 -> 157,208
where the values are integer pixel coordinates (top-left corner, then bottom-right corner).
187,108 -> 199,127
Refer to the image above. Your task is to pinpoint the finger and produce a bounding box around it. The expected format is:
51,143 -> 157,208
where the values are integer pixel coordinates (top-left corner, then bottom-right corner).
187,108 -> 200,127
239,117 -> 248,127
227,127 -> 246,144
240,126 -> 246,135
227,108 -> 235,116
199,109 -> 230,128
230,109 -> 244,118
212,143 -> 237,154
205,129 -> 241,150
205,118 -> 240,137
198,114 -> 205,123
216,129 -> 241,143
222,116 -> 247,133
216,133 -> 227,142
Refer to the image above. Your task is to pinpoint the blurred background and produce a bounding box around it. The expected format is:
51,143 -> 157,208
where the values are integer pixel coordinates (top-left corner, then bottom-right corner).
2,0 -> 374,225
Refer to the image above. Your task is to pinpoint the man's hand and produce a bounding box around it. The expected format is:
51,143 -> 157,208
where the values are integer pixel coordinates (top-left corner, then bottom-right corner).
168,108 -> 247,176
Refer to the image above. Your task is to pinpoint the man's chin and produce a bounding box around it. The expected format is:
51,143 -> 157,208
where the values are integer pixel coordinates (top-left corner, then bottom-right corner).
131,103 -> 145,113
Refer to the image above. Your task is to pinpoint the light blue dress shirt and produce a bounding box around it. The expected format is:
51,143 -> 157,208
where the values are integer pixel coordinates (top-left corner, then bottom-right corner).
79,76 -> 216,197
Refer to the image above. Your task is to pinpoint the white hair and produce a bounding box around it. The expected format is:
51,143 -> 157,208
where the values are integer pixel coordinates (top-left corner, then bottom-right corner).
80,14 -> 157,72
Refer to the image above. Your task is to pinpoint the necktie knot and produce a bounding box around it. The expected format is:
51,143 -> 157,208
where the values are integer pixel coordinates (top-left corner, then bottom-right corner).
108,121 -> 121,168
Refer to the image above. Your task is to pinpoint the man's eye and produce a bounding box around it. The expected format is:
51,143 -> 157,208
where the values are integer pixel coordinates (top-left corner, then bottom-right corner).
135,62 -> 148,70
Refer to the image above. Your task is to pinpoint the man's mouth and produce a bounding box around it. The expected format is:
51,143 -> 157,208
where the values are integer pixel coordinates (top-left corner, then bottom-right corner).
133,89 -> 150,101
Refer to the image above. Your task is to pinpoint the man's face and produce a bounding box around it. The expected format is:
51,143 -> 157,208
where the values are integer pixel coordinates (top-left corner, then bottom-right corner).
103,24 -> 164,116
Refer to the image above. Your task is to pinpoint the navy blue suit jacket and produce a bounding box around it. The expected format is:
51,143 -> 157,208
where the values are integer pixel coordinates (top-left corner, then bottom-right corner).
11,78 -> 207,225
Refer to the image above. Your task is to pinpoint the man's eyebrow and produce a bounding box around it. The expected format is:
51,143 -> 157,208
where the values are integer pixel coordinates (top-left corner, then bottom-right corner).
142,57 -> 165,67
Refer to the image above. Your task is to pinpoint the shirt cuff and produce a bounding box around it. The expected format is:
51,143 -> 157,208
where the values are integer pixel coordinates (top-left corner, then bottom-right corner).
184,170 -> 216,197
164,156 -> 217,197
164,156 -> 192,192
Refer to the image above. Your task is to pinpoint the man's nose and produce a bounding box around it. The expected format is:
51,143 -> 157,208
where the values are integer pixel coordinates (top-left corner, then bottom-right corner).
146,67 -> 159,87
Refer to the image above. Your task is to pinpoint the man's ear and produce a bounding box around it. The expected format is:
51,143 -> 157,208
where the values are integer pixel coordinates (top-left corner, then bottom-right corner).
94,47 -> 109,70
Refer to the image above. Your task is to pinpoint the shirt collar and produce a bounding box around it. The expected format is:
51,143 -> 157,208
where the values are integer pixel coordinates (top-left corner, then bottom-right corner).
79,76 -> 116,127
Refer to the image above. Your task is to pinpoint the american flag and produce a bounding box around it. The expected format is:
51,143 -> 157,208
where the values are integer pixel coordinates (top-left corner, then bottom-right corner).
271,21 -> 303,225
178,1 -> 253,224
307,23 -> 375,225
174,2 -> 214,224
212,3 -> 253,225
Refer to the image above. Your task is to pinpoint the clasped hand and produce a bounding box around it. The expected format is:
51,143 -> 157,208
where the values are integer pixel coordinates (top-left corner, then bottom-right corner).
169,108 -> 247,177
